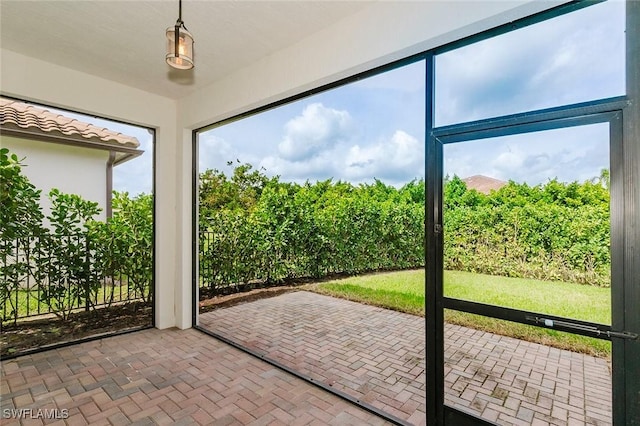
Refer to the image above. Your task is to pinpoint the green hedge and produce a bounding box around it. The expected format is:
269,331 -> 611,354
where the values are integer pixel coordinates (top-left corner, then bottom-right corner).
1,148 -> 153,322
199,173 -> 425,291
443,175 -> 610,286
199,165 -> 611,291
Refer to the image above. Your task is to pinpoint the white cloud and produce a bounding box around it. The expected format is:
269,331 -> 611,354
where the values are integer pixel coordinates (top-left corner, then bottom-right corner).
491,149 -> 524,174
256,129 -> 425,186
198,134 -> 237,171
435,0 -> 625,126
278,103 -> 352,161
444,123 -> 610,186
344,130 -> 424,184
259,150 -> 339,181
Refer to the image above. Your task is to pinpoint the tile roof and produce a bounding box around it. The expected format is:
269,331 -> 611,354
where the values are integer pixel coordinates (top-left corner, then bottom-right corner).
0,98 -> 140,150
463,175 -> 507,194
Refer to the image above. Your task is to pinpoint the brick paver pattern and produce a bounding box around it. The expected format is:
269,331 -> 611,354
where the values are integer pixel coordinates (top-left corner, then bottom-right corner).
200,291 -> 426,424
199,291 -> 612,426
1,328 -> 392,426
444,325 -> 611,425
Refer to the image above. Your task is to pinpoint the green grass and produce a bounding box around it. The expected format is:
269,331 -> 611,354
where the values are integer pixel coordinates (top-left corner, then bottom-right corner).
2,283 -> 143,322
309,269 -> 612,357
315,268 -> 425,313
444,270 -> 610,324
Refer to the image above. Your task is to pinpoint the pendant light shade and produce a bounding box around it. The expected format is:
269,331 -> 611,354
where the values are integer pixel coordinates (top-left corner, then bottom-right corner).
166,0 -> 194,70
166,26 -> 194,69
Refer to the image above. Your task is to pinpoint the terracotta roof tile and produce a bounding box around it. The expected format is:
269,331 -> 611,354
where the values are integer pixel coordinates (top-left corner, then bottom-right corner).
0,98 -> 140,149
462,175 -> 507,194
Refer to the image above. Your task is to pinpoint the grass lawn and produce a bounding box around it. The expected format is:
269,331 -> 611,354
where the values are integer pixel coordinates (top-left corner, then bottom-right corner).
309,269 -> 612,357
2,283 -> 144,322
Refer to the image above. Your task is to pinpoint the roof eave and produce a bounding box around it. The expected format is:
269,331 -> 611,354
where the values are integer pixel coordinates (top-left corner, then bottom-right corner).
0,125 -> 143,157
113,150 -> 143,166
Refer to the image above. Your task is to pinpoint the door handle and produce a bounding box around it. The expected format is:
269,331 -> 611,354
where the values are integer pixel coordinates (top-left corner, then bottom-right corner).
525,316 -> 639,340
606,330 -> 639,340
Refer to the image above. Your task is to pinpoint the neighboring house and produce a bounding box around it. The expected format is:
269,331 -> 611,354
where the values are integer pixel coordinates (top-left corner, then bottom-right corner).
0,98 -> 142,220
462,175 -> 507,195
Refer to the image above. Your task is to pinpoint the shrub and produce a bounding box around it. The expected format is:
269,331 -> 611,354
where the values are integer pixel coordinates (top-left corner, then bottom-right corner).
0,148 -> 154,323
0,149 -> 44,322
199,165 -> 611,291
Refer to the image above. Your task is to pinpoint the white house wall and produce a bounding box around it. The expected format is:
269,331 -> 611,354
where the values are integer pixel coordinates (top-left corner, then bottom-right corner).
1,49 -> 179,330
1,135 -> 109,222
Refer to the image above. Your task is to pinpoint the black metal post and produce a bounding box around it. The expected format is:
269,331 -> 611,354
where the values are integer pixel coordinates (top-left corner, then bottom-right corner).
425,53 -> 444,426
174,0 -> 184,59
616,1 -> 640,424
174,24 -> 180,59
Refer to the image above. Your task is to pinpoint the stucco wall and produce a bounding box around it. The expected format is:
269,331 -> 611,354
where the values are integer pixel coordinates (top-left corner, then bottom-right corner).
1,135 -> 109,222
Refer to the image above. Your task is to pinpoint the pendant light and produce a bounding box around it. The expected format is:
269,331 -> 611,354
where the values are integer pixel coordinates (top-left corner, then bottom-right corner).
166,0 -> 194,70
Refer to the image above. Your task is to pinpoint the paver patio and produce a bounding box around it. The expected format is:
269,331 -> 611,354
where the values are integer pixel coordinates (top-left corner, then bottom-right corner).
0,328 -> 391,425
199,290 -> 612,425
199,291 -> 426,424
0,290 -> 612,426
444,325 -> 611,425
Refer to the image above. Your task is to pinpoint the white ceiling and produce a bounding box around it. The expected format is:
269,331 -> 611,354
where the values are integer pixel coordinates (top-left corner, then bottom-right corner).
0,1 -> 373,99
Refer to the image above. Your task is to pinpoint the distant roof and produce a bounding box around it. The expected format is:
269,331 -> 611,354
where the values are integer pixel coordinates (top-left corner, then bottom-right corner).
462,175 -> 507,194
0,98 -> 142,162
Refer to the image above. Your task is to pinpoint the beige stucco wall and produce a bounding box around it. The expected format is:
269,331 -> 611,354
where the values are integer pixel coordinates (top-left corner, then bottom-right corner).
1,1 -> 566,330
1,135 -> 110,222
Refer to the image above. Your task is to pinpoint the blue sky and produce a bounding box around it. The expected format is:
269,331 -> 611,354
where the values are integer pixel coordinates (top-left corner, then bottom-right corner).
435,0 -> 625,127
199,0 -> 624,189
443,123 -> 611,185
36,0 -> 624,195
199,60 -> 427,187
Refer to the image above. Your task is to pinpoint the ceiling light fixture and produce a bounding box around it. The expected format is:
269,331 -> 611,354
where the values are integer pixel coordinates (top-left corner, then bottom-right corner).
166,0 -> 194,70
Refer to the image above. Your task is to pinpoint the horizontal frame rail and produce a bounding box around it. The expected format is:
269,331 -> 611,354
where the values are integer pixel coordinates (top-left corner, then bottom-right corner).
432,96 -> 628,143
443,297 -> 613,340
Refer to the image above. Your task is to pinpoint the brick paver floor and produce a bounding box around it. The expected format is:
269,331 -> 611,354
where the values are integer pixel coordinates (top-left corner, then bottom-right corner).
0,291 -> 612,426
199,291 -> 612,426
444,325 -> 612,425
0,328 -> 391,426
200,291 -> 426,424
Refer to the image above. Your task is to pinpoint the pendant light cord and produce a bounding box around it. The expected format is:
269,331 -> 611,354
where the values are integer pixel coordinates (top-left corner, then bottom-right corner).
174,0 -> 182,58
176,0 -> 189,31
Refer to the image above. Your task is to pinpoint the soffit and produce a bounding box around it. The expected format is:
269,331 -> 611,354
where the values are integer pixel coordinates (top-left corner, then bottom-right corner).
0,1 -> 373,100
